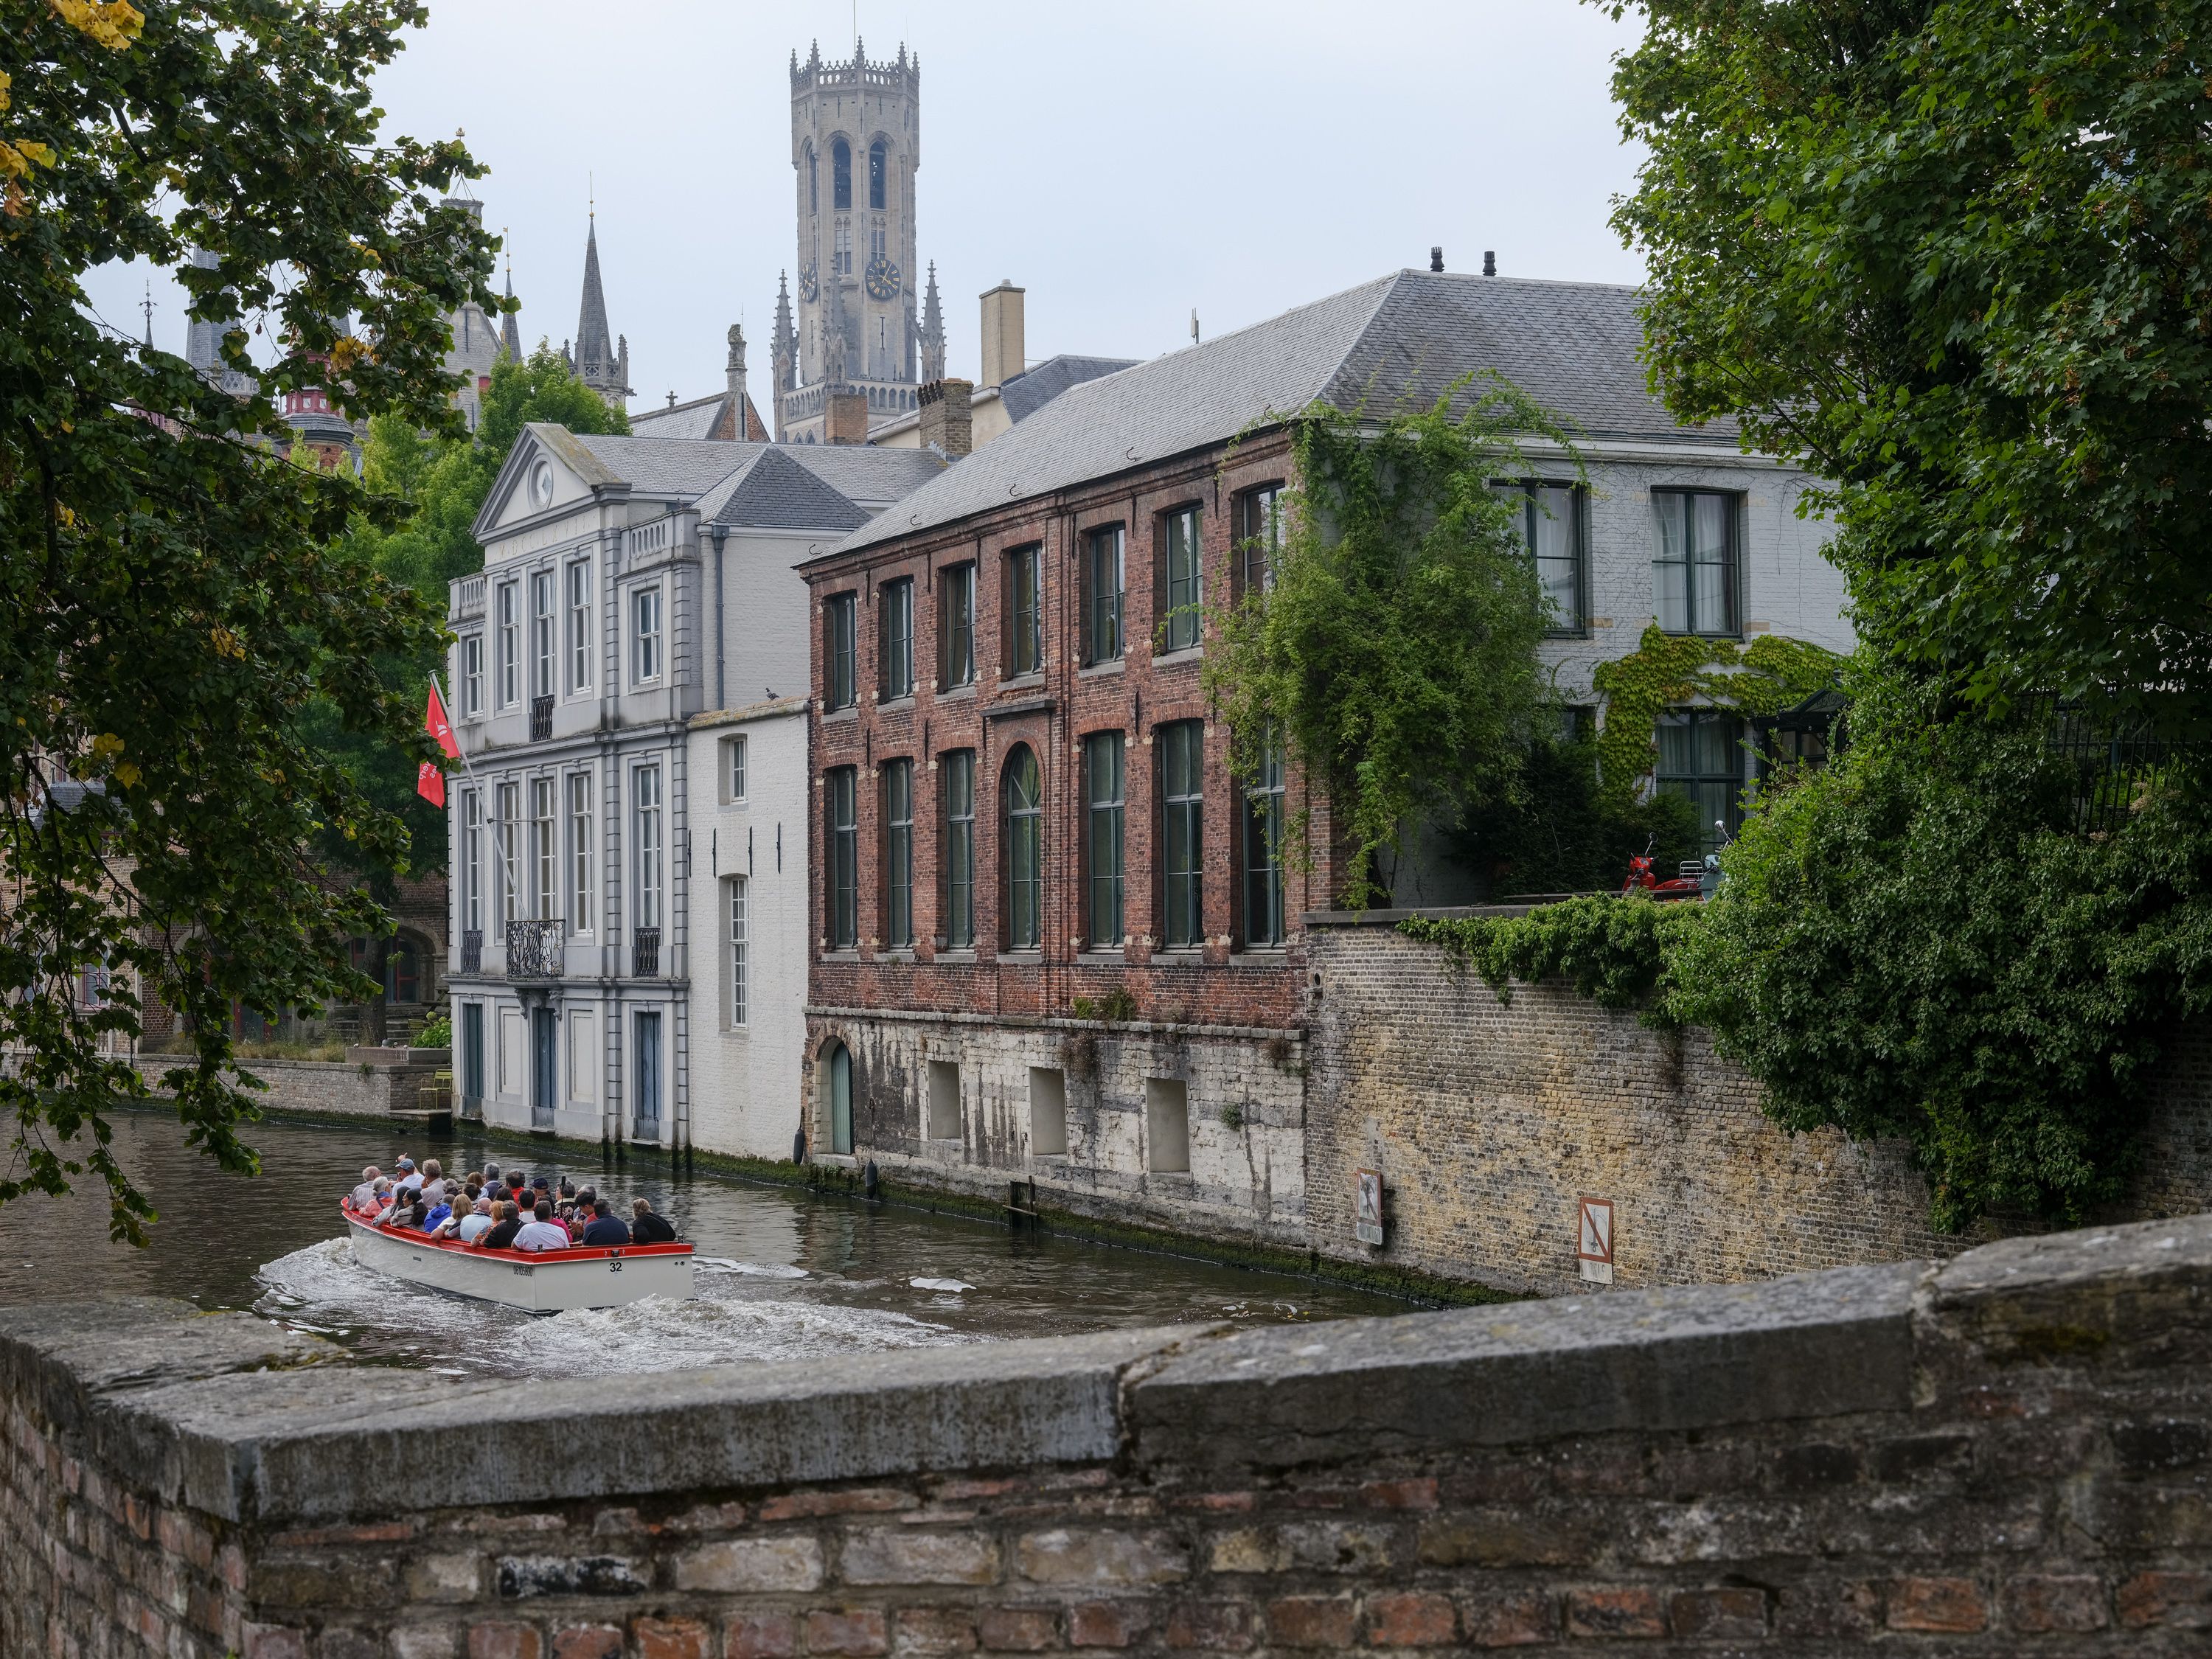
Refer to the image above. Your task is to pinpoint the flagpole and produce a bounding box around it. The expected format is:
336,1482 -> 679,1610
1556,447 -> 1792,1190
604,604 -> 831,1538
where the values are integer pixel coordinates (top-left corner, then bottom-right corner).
429,672 -> 519,920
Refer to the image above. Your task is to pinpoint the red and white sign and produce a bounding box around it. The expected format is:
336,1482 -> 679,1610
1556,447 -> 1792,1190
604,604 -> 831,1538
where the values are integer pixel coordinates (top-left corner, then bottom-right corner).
1576,1197 -> 1615,1285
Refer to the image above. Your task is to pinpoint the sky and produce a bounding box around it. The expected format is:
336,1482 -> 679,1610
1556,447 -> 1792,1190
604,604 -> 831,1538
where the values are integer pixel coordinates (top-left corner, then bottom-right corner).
84,0 -> 1649,412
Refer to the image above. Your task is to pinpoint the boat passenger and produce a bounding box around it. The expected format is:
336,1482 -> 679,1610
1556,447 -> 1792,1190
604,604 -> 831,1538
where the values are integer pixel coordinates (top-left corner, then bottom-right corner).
350,1166 -> 383,1206
419,1159 -> 446,1206
456,1194 -> 495,1243
512,1200 -> 571,1253
630,1200 -> 678,1244
394,1156 -> 422,1194
476,1200 -> 522,1251
387,1192 -> 428,1231
580,1200 -> 631,1248
481,1160 -> 501,1193
420,1192 -> 452,1234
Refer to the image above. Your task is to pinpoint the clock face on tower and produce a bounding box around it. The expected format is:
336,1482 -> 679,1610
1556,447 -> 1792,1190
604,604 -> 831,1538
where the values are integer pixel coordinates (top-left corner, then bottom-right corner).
799,263 -> 818,303
864,254 -> 902,302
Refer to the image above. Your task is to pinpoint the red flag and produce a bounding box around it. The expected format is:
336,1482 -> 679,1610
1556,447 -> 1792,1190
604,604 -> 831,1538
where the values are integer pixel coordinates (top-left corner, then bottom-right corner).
416,759 -> 446,807
425,681 -> 460,760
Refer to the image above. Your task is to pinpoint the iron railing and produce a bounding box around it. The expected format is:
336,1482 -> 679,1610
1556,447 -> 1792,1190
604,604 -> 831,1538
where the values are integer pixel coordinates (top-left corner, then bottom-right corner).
504,919 -> 564,980
2031,698 -> 2193,835
529,694 -> 554,742
459,929 -> 483,973
632,925 -> 661,978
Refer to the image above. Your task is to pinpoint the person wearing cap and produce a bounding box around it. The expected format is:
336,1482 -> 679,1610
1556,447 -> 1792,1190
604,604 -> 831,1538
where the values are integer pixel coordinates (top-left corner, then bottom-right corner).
394,1157 -> 422,1194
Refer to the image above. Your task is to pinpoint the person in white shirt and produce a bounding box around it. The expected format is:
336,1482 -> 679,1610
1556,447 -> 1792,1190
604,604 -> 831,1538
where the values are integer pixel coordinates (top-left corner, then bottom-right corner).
455,1195 -> 496,1243
349,1166 -> 382,1208
512,1200 -> 571,1252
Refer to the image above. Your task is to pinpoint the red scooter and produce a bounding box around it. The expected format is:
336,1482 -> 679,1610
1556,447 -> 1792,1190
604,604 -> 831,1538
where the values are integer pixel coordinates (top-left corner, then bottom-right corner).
1621,837 -> 1705,901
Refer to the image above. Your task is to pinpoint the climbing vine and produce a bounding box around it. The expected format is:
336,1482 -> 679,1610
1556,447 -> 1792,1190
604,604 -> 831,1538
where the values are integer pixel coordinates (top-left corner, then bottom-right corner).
1401,894 -> 1694,1016
1590,625 -> 1843,805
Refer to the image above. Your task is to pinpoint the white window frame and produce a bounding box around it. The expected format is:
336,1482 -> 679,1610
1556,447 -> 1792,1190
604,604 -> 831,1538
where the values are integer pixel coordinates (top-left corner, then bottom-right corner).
495,781 -> 521,925
724,734 -> 748,804
566,557 -> 593,694
727,874 -> 748,1027
633,764 -> 662,931
460,633 -> 484,718
530,569 -> 555,699
496,582 -> 520,707
530,776 -> 556,920
631,585 -> 663,686
568,769 -> 594,935
462,790 -> 482,933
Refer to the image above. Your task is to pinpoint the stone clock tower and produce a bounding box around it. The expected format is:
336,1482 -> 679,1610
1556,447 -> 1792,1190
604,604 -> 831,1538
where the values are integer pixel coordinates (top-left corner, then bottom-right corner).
775,38 -> 922,443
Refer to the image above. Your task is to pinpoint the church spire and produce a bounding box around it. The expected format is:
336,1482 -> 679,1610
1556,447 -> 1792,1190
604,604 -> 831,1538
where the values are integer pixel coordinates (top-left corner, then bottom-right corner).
500,243 -> 522,362
919,262 -> 945,383
571,208 -> 629,407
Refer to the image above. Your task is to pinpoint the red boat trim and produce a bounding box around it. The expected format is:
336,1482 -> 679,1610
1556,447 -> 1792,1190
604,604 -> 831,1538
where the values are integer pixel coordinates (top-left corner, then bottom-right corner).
340,1202 -> 692,1263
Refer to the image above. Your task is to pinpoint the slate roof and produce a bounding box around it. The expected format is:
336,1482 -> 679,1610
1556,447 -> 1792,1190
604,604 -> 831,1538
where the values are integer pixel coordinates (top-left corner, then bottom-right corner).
998,354 -> 1140,424
548,431 -> 943,531
630,397 -> 728,441
704,449 -> 872,532
835,271 -> 1728,555
564,434 -> 752,498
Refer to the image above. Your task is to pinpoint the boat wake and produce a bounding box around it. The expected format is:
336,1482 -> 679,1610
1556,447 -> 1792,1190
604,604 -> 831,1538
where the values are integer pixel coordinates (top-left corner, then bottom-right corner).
254,1238 -> 969,1376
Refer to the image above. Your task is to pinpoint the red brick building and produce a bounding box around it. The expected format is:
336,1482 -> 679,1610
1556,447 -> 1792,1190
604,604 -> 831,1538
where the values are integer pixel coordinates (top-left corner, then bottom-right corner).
799,268 -> 1839,1245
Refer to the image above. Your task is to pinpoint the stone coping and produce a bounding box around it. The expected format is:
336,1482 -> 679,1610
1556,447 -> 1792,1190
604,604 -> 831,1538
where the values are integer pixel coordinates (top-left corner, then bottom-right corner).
2,1212 -> 2206,1528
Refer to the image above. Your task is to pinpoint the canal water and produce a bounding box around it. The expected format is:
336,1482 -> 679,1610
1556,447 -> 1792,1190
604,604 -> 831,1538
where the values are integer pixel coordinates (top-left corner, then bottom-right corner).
0,1112 -> 1405,1376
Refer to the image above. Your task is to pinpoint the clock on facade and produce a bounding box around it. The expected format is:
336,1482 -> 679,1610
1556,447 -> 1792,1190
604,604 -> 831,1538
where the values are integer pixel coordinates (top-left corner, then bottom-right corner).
798,263 -> 819,304
864,254 -> 902,302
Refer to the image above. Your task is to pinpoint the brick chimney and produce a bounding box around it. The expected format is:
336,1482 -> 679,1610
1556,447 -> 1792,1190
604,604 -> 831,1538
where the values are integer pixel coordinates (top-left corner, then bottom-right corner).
826,390 -> 870,445
917,378 -> 973,458
978,280 -> 1025,390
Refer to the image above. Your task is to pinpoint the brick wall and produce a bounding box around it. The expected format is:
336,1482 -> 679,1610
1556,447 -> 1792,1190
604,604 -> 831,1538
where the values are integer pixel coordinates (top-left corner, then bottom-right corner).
128,1052 -> 443,1121
1303,917 -> 2212,1294
7,1215 -> 2212,1656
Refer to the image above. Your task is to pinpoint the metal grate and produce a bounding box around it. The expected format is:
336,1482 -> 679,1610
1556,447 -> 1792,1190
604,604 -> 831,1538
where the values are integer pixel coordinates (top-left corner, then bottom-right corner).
504,919 -> 564,980
632,925 -> 661,978
2032,699 -> 2189,835
529,694 -> 554,742
459,930 -> 482,974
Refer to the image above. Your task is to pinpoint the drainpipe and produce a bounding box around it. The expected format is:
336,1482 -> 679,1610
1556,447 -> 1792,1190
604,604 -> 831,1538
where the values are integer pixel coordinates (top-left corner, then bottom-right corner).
711,526 -> 728,710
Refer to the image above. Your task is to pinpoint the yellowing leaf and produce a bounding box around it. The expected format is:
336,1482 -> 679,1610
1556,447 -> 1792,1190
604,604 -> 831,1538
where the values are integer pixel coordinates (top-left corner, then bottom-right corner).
49,0 -> 145,51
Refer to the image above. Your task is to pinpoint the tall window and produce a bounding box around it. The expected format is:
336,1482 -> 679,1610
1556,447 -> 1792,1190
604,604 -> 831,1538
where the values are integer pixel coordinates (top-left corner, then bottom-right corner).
807,145 -> 818,215
868,139 -> 887,210
824,593 -> 858,709
727,876 -> 748,1026
1237,485 -> 1284,598
530,570 -> 555,698
827,767 -> 858,949
1006,545 -> 1042,677
495,781 -> 521,924
1242,738 -> 1287,947
832,137 -> 852,210
882,759 -> 914,947
633,765 -> 662,931
1495,482 -> 1584,635
496,582 -> 519,706
1653,490 -> 1739,636
941,750 -> 975,948
631,587 -> 662,684
566,558 -> 592,692
530,777 -> 556,919
1162,507 -> 1203,653
462,790 -> 482,933
1085,732 -> 1124,948
1658,712 -> 1744,855
460,633 -> 484,717
939,562 -> 975,688
1002,746 -> 1043,951
1160,721 -> 1204,947
1085,526 -> 1124,664
568,771 -> 594,933
879,577 -> 914,700
723,734 -> 748,802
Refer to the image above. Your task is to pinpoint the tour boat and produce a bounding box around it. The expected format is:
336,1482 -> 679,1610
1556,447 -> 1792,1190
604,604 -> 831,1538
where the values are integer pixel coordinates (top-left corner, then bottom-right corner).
341,1202 -> 694,1312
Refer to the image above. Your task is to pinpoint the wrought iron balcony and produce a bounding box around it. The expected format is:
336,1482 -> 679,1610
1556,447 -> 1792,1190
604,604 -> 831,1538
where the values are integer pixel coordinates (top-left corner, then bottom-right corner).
529,694 -> 554,742
459,929 -> 483,974
505,919 -> 564,981
632,925 -> 661,978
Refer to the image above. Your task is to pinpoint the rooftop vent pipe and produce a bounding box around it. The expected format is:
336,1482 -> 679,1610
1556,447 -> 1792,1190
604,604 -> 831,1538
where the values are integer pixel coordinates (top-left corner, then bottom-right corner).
1484,250 -> 1498,276
1429,246 -> 1443,273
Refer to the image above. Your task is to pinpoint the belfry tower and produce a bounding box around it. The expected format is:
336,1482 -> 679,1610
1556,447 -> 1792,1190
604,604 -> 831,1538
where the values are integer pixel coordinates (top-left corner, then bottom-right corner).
779,37 -> 921,443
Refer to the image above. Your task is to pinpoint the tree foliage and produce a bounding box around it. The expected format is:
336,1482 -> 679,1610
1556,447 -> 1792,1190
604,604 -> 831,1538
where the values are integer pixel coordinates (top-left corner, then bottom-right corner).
0,0 -> 493,1238
1204,386 -> 1579,907
1402,893 -> 1697,1012
1607,0 -> 2212,730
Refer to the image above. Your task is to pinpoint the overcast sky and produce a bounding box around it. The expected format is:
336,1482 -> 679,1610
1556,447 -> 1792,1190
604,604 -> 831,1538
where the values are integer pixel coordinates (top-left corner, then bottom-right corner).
84,0 -> 1648,411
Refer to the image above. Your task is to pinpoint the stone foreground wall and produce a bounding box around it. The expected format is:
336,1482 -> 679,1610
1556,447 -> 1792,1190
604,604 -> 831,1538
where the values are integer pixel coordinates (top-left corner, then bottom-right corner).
1302,918 -> 2212,1295
128,1051 -> 445,1122
5,1214 -> 2212,1656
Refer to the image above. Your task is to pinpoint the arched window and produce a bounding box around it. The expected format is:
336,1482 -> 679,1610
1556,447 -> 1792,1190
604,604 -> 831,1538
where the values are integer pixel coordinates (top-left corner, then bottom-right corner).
1002,746 -> 1043,951
869,139 -> 888,211
832,139 -> 852,212
807,145 -> 818,215
822,1039 -> 854,1154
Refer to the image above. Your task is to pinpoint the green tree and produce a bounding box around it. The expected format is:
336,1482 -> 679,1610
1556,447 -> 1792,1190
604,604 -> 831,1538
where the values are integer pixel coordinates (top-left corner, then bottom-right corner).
1606,0 -> 2212,728
1,0 -> 493,1238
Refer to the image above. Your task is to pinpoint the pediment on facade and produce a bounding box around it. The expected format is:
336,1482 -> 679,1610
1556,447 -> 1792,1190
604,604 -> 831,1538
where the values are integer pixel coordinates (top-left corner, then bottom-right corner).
475,423 -> 624,540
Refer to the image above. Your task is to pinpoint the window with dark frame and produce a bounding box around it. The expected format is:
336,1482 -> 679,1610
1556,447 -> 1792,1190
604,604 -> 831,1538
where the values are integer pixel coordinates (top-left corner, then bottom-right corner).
869,139 -> 887,211
1084,526 -> 1124,664
832,138 -> 852,211
1160,720 -> 1204,947
1003,745 -> 1043,951
1242,738 -> 1287,947
882,759 -> 914,948
826,766 -> 858,949
1494,481 -> 1585,636
1085,732 -> 1125,948
1656,711 -> 1745,855
940,750 -> 975,947
1162,507 -> 1203,653
879,577 -> 914,700
1652,490 -> 1739,636
1237,485 -> 1284,599
1006,545 -> 1043,677
824,592 -> 858,709
940,562 -> 975,688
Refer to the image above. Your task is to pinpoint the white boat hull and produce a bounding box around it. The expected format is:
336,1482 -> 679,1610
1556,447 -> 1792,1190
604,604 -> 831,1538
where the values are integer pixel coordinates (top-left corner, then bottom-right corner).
344,1211 -> 693,1312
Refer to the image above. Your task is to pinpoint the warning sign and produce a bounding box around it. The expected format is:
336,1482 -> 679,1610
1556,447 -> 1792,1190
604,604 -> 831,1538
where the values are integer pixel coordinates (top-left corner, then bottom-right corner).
1354,1168 -> 1385,1247
1576,1197 -> 1614,1284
